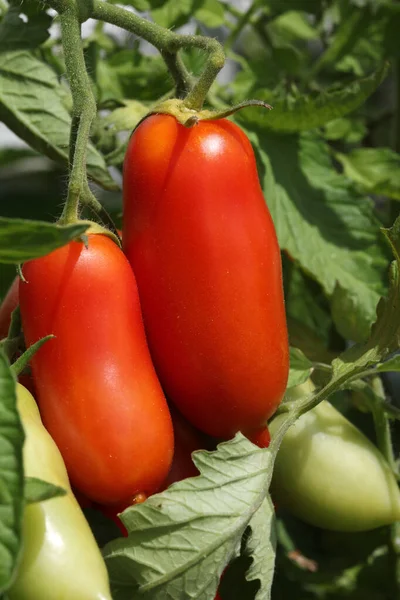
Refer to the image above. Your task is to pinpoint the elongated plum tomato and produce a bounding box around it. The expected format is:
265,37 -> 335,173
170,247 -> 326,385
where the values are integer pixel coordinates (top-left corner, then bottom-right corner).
19,234 -> 174,505
123,115 -> 289,437
9,384 -> 111,600
270,379 -> 400,532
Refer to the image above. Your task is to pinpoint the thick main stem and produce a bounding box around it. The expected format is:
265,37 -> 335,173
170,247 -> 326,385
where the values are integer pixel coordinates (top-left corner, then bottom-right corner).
58,3 -> 97,224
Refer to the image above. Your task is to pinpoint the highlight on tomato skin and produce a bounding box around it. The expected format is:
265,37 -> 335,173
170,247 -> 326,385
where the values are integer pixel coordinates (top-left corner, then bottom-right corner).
123,114 -> 289,439
19,233 -> 174,506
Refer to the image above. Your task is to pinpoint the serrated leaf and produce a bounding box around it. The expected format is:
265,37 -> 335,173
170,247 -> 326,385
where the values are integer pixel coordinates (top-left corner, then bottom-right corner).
331,216 -> 400,383
244,128 -> 388,334
336,147 -> 400,201
103,435 -> 274,600
245,497 -> 276,600
0,51 -> 118,191
238,66 -> 387,133
0,349 -> 24,593
0,2 -> 52,51
24,477 -> 66,504
0,217 -> 88,264
287,348 -> 313,388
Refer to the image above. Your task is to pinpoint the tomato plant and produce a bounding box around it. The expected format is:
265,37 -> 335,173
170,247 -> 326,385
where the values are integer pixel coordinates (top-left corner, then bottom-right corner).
19,234 -> 174,505
1,1 -> 400,599
123,114 -> 289,438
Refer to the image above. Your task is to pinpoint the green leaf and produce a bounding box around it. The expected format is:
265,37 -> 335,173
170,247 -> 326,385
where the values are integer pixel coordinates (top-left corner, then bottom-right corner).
270,11 -> 319,41
331,282 -> 372,342
285,265 -> 332,347
0,1 -> 52,51
331,215 -> 400,383
151,0 -> 202,29
238,65 -> 388,133
287,348 -> 313,389
0,51 -> 118,191
103,435 -> 274,600
101,100 -> 148,133
0,217 -> 88,264
194,0 -> 225,28
312,6 -> 373,75
373,355 -> 400,373
245,128 -> 388,334
97,50 -> 171,105
24,477 -> 66,504
323,116 -> 367,143
0,349 -> 24,593
336,147 -> 400,201
245,497 -> 276,600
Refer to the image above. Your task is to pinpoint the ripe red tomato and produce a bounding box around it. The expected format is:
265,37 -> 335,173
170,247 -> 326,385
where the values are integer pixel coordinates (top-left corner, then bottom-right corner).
123,114 -> 289,437
0,276 -> 19,339
245,425 -> 271,448
19,233 -> 174,505
161,407 -> 207,490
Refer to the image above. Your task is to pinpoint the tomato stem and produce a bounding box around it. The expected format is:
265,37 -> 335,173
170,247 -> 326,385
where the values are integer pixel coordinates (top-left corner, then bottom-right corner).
90,0 -> 225,110
41,2 -> 97,225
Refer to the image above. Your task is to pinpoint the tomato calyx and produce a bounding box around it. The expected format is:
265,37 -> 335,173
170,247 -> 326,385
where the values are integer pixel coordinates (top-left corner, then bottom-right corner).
71,220 -> 122,248
149,98 -> 272,128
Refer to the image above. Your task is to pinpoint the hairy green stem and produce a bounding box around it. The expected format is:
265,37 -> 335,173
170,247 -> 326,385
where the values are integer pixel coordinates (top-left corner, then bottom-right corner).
371,377 -> 395,464
57,3 -> 97,224
91,0 -> 225,111
160,51 -> 194,98
369,377 -> 400,590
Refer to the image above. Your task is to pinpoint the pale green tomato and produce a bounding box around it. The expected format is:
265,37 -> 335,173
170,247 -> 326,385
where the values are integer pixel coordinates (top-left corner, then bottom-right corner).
270,380 -> 400,532
8,383 -> 112,600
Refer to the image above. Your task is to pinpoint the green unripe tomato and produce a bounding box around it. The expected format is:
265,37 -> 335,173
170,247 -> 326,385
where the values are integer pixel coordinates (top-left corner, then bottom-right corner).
8,384 -> 112,600
270,380 -> 400,532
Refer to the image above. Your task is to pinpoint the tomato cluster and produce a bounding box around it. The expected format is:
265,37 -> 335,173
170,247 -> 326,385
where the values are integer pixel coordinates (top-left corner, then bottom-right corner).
4,114 -> 399,600
2,115 -> 286,599
15,115 -> 288,508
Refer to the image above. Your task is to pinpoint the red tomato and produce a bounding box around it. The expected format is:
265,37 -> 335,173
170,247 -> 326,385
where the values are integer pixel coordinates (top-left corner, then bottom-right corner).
123,115 -> 289,437
245,425 -> 271,448
19,234 -> 174,505
0,276 -> 19,339
161,407 -> 207,490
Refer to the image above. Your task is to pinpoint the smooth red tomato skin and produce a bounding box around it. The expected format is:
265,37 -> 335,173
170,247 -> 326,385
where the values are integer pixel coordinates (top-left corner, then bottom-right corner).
123,115 -> 289,437
160,407 -> 207,490
19,234 -> 174,505
246,425 -> 271,448
0,276 -> 19,339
